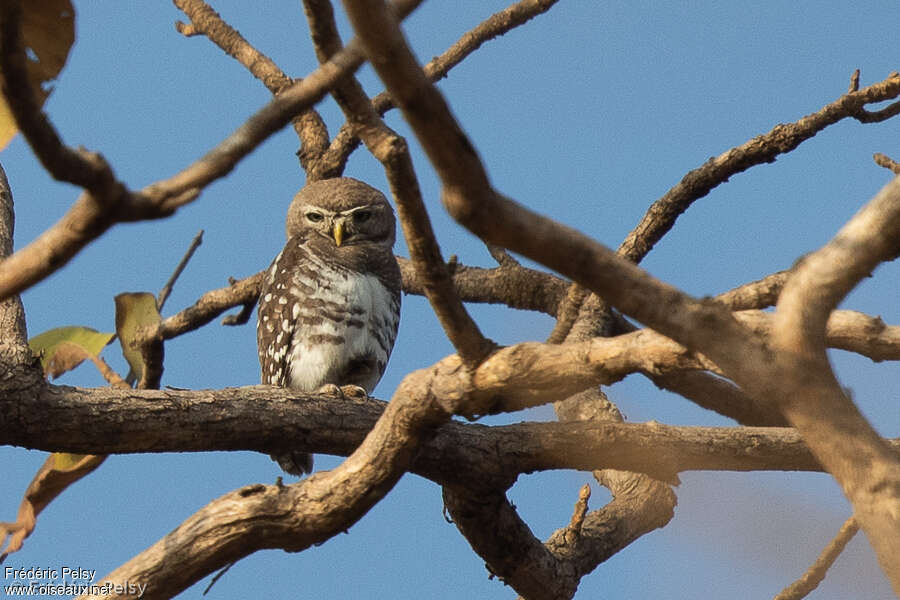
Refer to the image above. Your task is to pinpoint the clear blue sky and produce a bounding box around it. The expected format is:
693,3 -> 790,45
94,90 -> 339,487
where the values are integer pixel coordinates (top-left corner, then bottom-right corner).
2,1 -> 899,598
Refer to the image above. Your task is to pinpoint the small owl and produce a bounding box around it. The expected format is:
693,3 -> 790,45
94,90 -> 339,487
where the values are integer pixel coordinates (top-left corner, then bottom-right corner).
257,178 -> 402,475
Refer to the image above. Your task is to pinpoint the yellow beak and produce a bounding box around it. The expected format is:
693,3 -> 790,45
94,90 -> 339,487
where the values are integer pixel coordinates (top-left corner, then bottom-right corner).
332,220 -> 344,247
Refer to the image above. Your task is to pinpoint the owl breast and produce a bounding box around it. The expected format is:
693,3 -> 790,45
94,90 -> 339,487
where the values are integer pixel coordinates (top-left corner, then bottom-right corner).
257,240 -> 400,394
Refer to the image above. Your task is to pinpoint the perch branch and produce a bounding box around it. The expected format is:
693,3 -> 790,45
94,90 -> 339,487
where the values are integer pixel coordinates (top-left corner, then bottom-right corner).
11,384 -> 900,480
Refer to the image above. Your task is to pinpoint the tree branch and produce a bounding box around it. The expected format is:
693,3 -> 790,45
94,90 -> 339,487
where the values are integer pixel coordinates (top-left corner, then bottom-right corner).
771,176 -> 900,592
172,0 -> 330,175
617,71 -> 900,264
12,385 -> 900,484
320,0 -> 561,175
774,517 -> 859,600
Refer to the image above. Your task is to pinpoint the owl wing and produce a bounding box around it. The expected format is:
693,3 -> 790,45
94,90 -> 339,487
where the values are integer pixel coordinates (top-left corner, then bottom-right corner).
257,246 -> 299,387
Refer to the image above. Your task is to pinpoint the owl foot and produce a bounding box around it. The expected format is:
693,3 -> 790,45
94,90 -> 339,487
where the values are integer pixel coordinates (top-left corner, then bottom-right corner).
339,384 -> 369,401
315,383 -> 368,401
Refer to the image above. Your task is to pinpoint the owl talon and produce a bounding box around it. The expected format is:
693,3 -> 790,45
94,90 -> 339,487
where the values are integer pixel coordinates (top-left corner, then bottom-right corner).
315,383 -> 342,396
339,384 -> 369,401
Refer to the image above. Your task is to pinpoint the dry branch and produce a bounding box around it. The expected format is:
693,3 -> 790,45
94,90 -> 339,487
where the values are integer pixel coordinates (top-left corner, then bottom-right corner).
173,0 -> 331,174
321,0 -> 561,174
774,517 -> 860,600
771,177 -> 900,590
617,71 -> 900,264
15,383 -> 900,484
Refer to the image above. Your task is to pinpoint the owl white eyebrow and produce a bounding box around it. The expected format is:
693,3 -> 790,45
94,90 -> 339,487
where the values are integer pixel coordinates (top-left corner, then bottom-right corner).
342,205 -> 378,215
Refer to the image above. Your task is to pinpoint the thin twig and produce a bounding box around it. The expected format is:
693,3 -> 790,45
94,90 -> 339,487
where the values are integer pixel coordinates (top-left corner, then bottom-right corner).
774,517 -> 859,600
87,355 -> 130,390
157,230 -> 203,311
873,152 -> 900,175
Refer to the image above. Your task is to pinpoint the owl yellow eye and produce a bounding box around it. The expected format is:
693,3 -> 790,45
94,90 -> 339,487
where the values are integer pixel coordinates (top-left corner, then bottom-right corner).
306,212 -> 324,223
353,210 -> 371,223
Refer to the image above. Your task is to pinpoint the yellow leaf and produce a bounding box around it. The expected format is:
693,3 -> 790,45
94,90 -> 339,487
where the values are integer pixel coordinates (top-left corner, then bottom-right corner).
115,292 -> 162,384
0,0 -> 75,150
0,453 -> 105,561
28,326 -> 115,379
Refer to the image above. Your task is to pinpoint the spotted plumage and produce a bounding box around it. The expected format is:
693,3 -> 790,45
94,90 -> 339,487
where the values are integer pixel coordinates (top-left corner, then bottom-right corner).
257,178 -> 402,475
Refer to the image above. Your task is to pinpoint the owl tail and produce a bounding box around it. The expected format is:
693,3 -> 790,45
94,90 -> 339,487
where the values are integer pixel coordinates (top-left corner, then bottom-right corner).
271,451 -> 314,476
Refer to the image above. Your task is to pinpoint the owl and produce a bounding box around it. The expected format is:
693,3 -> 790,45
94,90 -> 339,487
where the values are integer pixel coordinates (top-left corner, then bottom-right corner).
257,177 -> 402,475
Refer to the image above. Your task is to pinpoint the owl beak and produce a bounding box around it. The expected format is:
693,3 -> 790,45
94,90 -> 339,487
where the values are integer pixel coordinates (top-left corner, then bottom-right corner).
332,220 -> 344,247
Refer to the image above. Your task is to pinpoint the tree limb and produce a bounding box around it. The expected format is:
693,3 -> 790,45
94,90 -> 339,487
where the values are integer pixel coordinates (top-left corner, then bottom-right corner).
617,71 -> 900,264
13,385 -> 900,484
771,176 -> 900,593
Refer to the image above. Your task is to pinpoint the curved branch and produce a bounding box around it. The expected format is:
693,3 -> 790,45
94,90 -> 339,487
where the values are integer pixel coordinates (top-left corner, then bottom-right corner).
617,71 -> 900,264
172,0 -> 330,173
771,176 -> 900,591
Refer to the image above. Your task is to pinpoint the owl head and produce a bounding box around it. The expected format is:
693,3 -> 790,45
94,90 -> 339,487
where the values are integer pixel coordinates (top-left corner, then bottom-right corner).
286,178 -> 396,248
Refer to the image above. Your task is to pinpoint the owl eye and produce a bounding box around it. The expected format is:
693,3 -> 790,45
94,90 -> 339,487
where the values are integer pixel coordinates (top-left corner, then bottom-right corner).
352,210 -> 372,224
306,212 -> 324,223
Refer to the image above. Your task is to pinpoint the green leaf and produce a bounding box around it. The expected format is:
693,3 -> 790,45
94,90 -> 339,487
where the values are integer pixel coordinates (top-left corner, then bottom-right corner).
114,292 -> 161,384
28,326 -> 114,379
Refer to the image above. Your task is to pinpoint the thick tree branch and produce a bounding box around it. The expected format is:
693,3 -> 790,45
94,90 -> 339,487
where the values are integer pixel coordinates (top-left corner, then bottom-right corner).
771,177 -> 900,592
12,385 -> 900,482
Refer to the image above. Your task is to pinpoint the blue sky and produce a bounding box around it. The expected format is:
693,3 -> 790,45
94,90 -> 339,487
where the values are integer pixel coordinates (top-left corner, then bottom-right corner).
2,1 -> 899,598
